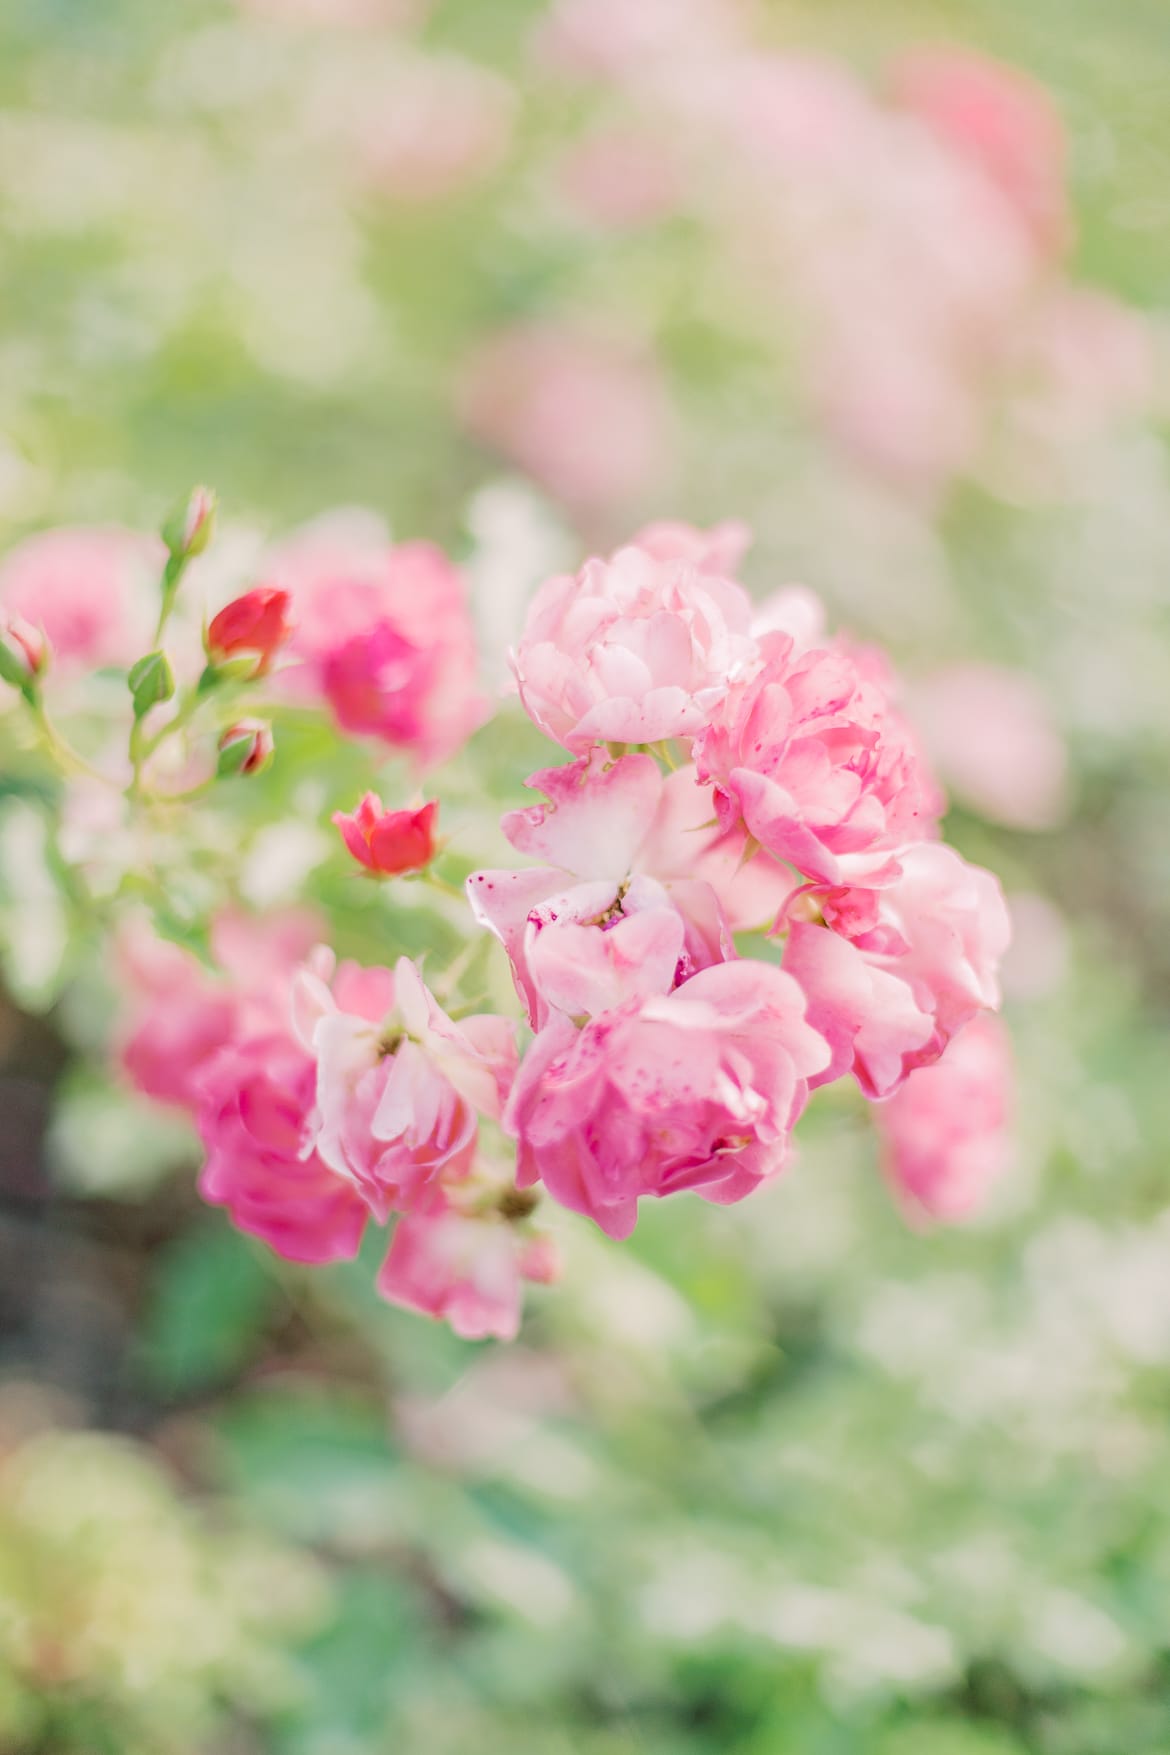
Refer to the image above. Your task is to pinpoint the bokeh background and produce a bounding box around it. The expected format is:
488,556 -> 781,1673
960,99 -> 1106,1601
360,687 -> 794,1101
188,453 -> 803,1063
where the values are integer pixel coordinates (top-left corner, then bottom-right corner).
2,1 -> 1170,1751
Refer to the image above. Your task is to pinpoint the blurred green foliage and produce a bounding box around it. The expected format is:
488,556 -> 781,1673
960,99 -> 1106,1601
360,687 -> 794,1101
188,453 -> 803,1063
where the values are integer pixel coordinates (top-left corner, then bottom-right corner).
1,2 -> 1169,1753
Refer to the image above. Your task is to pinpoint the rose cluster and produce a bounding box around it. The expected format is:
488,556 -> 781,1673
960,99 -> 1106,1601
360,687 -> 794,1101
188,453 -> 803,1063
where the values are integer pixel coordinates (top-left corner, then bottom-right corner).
2,500 -> 1010,1342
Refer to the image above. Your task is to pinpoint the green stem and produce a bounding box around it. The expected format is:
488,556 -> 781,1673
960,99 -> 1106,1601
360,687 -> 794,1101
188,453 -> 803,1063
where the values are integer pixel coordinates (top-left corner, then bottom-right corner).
28,696 -> 113,785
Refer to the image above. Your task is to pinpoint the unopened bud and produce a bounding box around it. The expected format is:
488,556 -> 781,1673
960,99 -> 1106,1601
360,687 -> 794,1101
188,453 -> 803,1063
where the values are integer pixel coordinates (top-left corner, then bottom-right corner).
206,586 -> 293,679
217,718 -> 274,777
0,615 -> 47,697
162,485 -> 217,561
128,650 -> 175,719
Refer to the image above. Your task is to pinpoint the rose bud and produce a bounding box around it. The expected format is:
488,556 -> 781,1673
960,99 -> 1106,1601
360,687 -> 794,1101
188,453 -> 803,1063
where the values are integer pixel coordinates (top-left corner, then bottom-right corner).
217,718 -> 274,777
162,485 -> 217,560
332,794 -> 439,876
0,615 -> 47,694
206,586 -> 293,678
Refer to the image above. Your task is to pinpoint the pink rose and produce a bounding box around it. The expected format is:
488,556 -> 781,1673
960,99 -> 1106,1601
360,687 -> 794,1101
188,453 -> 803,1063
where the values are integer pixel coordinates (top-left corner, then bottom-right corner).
0,527 -> 161,673
505,960 -> 830,1239
378,1200 -> 560,1342
694,631 -> 943,887
469,749 -> 768,1027
196,1033 -> 369,1264
294,953 -> 516,1223
874,1012 -> 1014,1221
116,907 -> 324,1113
265,514 -> 485,766
631,517 -> 752,576
458,323 -> 677,516
512,540 -> 756,750
783,841 -> 1011,1097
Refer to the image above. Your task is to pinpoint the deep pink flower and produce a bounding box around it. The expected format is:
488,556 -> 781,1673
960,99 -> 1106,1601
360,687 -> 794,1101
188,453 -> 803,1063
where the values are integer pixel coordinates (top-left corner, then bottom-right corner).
116,908 -> 324,1113
694,631 -> 944,887
294,953 -> 516,1223
512,541 -> 756,751
266,515 -> 484,766
0,527 -> 160,673
874,1011 -> 1014,1221
505,960 -> 830,1239
378,1199 -> 560,1342
468,749 -> 773,1028
197,1034 -> 369,1264
782,841 -> 1010,1097
333,794 -> 438,876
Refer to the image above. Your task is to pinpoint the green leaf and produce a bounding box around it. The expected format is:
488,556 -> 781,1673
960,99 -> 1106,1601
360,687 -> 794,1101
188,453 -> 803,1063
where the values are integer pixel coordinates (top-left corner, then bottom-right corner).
139,1222 -> 274,1396
127,650 -> 175,719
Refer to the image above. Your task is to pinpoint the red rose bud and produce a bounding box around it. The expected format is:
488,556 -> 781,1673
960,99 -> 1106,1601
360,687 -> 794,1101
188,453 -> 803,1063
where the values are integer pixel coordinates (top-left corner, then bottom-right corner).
163,485 -> 217,560
217,718 -> 274,777
0,615 -> 47,690
206,586 -> 293,677
332,794 -> 439,876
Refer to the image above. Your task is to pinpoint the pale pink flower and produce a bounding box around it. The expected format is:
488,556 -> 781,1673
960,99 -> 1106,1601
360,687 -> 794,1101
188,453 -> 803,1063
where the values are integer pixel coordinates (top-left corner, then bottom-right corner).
197,1033 -> 369,1264
694,631 -> 944,887
908,663 -> 1069,830
294,953 -> 516,1223
350,58 -> 514,204
890,48 -> 1070,258
378,1201 -> 560,1341
468,750 -> 771,1027
535,0 -> 748,84
265,513 -> 484,765
458,324 -> 677,516
0,527 -> 160,673
557,128 -> 683,230
238,0 -> 428,26
512,540 -> 755,750
631,517 -> 752,576
505,960 -> 829,1239
782,841 -> 1011,1097
874,1011 -> 1014,1221
116,908 -> 323,1113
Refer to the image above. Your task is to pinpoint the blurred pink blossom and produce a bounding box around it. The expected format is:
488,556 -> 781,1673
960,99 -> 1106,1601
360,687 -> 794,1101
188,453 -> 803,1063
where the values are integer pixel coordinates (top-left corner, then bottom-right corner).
535,0 -> 749,83
237,0 -> 429,28
890,48 -> 1070,258
265,513 -> 485,765
197,1033 -> 369,1264
0,527 -> 160,673
909,662 -> 1069,830
379,1201 -> 559,1342
875,1011 -> 1014,1221
116,908 -> 324,1113
556,127 -> 683,230
459,324 -> 678,516
349,57 -> 514,203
